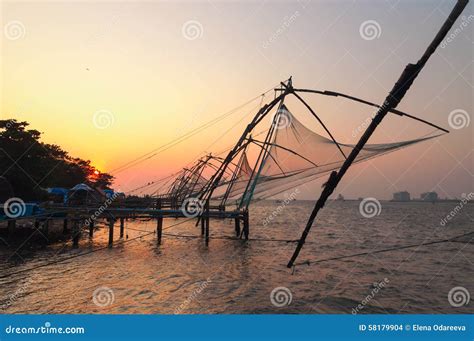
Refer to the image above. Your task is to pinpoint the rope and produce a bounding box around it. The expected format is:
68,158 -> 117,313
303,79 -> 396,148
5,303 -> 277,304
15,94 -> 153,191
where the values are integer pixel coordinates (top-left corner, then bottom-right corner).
294,231 -> 474,267
1,220 -> 470,279
109,85 -> 279,175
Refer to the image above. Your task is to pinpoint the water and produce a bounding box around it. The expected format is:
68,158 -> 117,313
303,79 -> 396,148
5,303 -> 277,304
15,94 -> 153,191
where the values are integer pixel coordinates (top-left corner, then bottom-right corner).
0,201 -> 472,314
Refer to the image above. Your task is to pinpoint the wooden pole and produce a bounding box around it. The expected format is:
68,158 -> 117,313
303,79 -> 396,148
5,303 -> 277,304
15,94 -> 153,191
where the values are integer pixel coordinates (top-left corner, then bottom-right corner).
205,201 -> 210,245
201,216 -> 205,236
287,0 -> 469,268
43,219 -> 49,241
243,210 -> 249,240
120,218 -> 125,238
292,88 -> 449,133
72,220 -> 79,248
156,199 -> 163,244
62,218 -> 68,234
157,216 -> 163,244
235,217 -> 241,237
108,219 -> 114,247
88,220 -> 94,237
199,90 -> 288,204
7,219 -> 15,235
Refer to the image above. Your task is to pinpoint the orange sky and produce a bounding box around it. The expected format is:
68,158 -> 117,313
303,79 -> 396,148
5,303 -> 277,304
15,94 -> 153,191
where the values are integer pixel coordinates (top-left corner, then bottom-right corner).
1,1 -> 472,199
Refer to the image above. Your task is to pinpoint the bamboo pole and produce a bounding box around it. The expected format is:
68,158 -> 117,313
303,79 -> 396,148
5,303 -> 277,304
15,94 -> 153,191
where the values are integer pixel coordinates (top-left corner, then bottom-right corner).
157,198 -> 163,244
89,220 -> 94,237
62,218 -> 68,234
243,210 -> 249,240
72,219 -> 80,248
205,201 -> 210,244
235,217 -> 241,237
120,217 -> 125,238
287,0 -> 469,268
108,219 -> 114,247
199,89 -> 289,203
7,219 -> 15,235
292,88 -> 449,133
201,216 -> 205,236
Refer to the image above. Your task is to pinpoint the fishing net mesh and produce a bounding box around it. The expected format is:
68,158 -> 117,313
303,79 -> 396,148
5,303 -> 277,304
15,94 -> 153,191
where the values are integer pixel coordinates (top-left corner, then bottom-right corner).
217,104 -> 440,206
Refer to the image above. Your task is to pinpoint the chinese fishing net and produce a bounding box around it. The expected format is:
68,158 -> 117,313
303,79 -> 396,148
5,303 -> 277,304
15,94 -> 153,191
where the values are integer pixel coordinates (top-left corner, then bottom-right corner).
214,104 -> 443,206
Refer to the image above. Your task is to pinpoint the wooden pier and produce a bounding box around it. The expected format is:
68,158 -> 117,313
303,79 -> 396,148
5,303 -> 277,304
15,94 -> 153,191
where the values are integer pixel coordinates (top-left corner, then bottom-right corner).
0,198 -> 249,249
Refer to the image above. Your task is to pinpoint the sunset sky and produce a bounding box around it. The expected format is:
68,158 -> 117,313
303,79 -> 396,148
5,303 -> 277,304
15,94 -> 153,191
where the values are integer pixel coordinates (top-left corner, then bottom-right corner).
1,0 -> 472,199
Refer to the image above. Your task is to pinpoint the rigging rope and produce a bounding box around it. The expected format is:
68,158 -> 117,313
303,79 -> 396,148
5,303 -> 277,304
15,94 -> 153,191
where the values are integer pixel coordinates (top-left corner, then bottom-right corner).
293,231 -> 474,267
1,216 -> 470,280
109,85 -> 279,175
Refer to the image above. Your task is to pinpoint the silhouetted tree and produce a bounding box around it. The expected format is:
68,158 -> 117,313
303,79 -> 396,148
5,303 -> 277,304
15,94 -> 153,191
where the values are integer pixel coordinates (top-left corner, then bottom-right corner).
0,119 -> 114,201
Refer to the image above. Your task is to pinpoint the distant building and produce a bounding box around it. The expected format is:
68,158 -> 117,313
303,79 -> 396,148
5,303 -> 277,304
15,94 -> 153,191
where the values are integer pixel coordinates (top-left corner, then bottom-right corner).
393,191 -> 410,202
421,192 -> 438,202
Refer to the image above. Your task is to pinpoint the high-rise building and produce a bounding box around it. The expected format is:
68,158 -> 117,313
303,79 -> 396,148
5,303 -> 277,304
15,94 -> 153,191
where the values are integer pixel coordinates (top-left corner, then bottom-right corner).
421,192 -> 438,202
392,191 -> 411,202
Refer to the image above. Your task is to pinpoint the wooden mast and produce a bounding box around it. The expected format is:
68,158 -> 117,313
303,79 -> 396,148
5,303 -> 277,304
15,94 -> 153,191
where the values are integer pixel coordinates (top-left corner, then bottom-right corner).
287,0 -> 469,268
198,79 -> 293,204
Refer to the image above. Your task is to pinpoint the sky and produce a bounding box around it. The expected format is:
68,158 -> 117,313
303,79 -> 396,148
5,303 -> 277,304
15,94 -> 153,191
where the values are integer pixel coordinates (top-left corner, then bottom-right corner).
1,0 -> 472,199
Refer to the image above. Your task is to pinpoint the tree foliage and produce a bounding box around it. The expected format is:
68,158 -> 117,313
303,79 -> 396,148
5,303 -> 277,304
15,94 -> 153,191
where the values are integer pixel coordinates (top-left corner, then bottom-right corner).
0,119 -> 114,200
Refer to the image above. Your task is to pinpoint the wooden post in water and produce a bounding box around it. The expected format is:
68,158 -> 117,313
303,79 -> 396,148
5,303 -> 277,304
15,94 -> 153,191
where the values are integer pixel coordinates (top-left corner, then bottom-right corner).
88,220 -> 94,237
43,218 -> 49,241
108,219 -> 114,247
157,216 -> 163,244
156,199 -> 163,244
62,219 -> 68,234
72,219 -> 80,248
204,201 -> 210,244
201,217 -> 205,236
120,217 -> 125,239
243,210 -> 249,240
7,219 -> 16,235
286,0 -> 469,268
235,216 -> 241,237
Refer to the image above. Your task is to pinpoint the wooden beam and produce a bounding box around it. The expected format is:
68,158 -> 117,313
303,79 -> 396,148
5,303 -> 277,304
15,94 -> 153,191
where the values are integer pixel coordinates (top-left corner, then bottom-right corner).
120,218 -> 125,239
89,220 -> 94,237
287,0 -> 469,268
108,219 -> 114,247
72,220 -> 80,248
